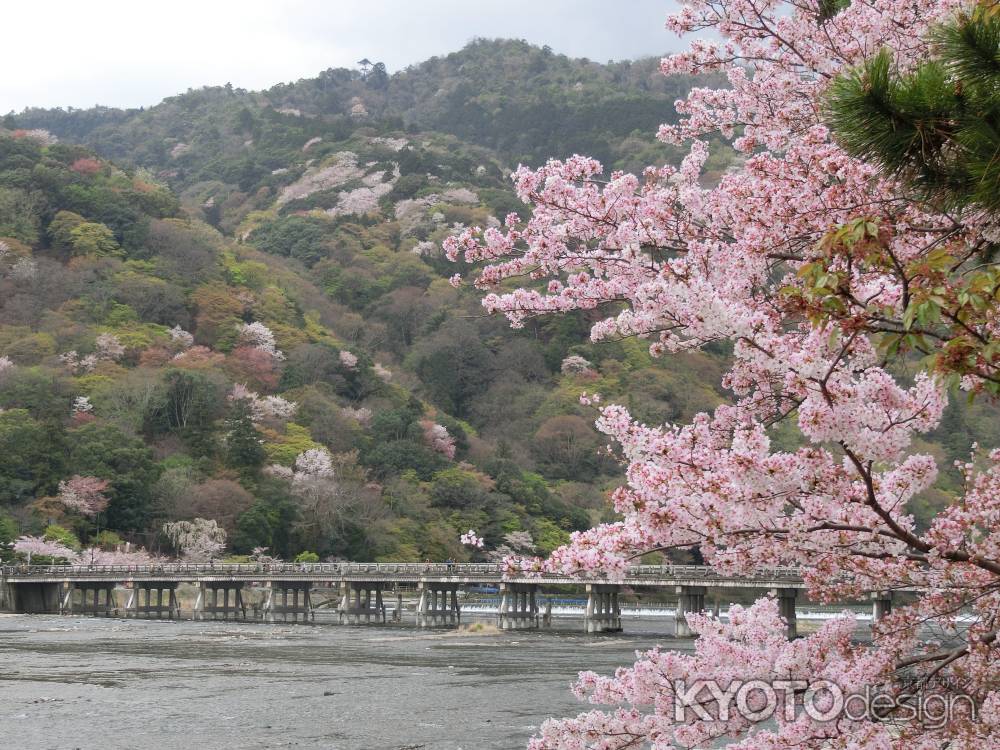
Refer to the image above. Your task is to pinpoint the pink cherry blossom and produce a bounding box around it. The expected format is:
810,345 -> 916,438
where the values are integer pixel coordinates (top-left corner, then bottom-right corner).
339,349 -> 359,370
162,518 -> 226,561
421,420 -> 456,459
238,321 -> 285,361
57,475 -> 110,517
13,535 -> 76,563
447,2 -> 998,747
460,530 -> 485,549
94,333 -> 124,361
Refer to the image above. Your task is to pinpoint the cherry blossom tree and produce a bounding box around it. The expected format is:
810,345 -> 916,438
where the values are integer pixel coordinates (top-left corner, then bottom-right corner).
94,333 -> 125,361
71,396 -> 94,416
268,448 -> 384,552
421,420 -> 457,459
13,535 -> 76,564
460,529 -> 485,549
57,475 -> 110,517
227,383 -> 297,423
59,350 -> 98,374
168,325 -> 194,349
162,518 -> 226,561
488,531 -> 536,562
79,546 -> 154,566
238,321 -> 285,361
447,1 -> 1000,747
342,406 -> 373,427
339,349 -> 359,370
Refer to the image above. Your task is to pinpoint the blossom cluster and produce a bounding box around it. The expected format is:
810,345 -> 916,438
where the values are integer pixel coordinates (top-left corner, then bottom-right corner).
460,530 -> 484,549
420,420 -> 456,459
59,333 -> 125,374
162,518 -> 226,561
238,322 -> 285,361
57,475 -> 110,517
228,383 -> 297,423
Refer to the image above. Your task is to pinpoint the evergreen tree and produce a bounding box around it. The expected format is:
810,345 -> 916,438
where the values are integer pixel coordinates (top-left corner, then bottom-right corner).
826,2 -> 1000,213
224,399 -> 266,475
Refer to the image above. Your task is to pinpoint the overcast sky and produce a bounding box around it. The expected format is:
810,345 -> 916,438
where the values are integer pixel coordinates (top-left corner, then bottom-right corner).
1,1 -> 685,114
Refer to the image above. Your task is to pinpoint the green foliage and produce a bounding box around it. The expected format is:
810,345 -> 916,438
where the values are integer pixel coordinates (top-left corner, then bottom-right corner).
149,369 -> 227,453
264,422 -> 322,465
411,321 -> 496,417
231,482 -> 297,556
294,550 -> 320,563
0,511 -> 16,560
827,8 -> 1000,212
429,467 -> 488,509
94,530 -> 124,549
250,216 -> 329,266
0,187 -> 41,244
68,422 -> 160,531
68,220 -> 122,257
0,409 -> 62,505
224,399 -> 266,474
365,439 -> 447,481
44,524 -> 81,551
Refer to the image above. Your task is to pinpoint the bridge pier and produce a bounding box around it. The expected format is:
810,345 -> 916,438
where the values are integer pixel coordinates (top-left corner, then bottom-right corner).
393,590 -> 403,622
130,583 -> 179,619
675,585 -> 706,637
872,592 -> 892,623
7,581 -> 63,613
584,584 -> 622,633
339,581 -> 386,624
196,582 -> 247,620
771,587 -> 798,639
65,582 -> 117,617
498,583 -> 539,629
417,582 -> 460,627
267,581 -> 313,623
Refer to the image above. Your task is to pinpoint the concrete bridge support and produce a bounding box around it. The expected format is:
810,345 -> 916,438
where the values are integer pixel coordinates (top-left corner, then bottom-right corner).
196,582 -> 247,620
772,587 -> 798,639
392,590 -> 404,622
267,581 -> 313,623
7,581 -> 63,613
130,583 -> 179,619
675,585 -> 706,637
339,581 -> 386,624
584,584 -> 622,633
416,582 -> 460,627
872,593 -> 892,623
65,583 -> 117,617
498,583 -> 539,629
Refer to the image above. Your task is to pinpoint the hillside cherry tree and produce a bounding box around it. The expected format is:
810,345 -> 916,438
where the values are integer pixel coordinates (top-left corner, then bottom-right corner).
56,475 -> 110,518
162,518 -> 226,562
446,1 -> 1000,747
13,535 -> 77,563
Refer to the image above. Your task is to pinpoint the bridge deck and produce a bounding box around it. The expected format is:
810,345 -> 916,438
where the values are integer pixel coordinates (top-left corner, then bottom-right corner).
2,562 -> 804,589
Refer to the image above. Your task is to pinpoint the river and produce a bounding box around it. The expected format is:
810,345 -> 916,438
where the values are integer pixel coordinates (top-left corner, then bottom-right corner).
0,613 -> 689,750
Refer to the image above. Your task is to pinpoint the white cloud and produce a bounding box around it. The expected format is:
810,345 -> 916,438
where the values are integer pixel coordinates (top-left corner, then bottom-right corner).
1,0 -> 682,113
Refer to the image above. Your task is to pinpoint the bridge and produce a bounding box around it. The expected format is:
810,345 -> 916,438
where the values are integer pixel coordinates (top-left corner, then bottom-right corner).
0,562 -> 885,638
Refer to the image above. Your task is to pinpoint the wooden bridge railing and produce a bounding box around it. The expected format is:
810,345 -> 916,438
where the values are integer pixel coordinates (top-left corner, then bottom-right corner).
1,562 -> 803,583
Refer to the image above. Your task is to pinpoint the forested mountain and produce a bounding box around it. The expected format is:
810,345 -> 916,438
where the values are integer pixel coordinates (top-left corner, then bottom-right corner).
0,39 -> 990,563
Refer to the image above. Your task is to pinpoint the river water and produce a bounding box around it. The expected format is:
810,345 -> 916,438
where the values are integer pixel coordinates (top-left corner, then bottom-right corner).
0,613 -> 688,750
